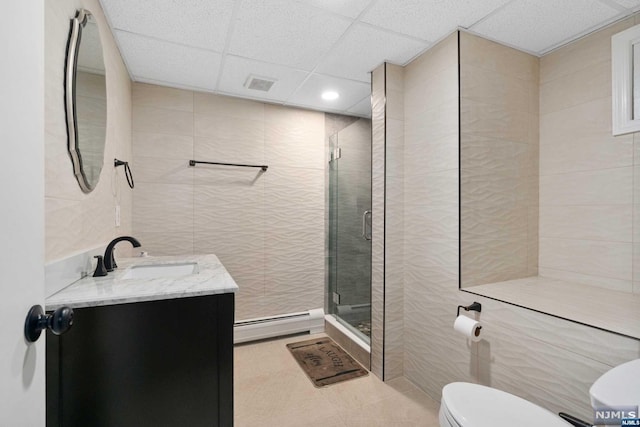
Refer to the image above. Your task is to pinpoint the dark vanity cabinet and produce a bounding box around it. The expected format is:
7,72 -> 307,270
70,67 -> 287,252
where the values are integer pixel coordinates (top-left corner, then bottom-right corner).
46,293 -> 234,427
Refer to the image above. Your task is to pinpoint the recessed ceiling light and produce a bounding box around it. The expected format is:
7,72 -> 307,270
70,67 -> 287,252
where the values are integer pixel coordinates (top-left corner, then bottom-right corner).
322,90 -> 339,101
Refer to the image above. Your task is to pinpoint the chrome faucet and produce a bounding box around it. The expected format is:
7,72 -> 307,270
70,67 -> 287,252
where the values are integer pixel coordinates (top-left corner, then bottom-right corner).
103,236 -> 141,272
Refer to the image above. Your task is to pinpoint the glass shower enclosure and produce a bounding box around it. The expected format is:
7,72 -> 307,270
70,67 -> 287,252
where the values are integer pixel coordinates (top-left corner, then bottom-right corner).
328,118 -> 372,344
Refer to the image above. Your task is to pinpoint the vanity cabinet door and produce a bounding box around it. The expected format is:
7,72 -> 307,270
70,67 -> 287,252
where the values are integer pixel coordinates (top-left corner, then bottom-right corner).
47,293 -> 234,427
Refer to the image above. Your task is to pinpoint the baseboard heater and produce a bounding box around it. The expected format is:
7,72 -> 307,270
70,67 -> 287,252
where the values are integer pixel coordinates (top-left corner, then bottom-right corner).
234,308 -> 325,344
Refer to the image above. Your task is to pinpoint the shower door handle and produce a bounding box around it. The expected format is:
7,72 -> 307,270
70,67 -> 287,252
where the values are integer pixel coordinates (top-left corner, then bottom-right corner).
362,210 -> 372,241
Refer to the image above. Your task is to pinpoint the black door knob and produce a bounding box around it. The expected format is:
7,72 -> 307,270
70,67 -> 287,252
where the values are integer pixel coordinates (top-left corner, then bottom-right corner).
24,305 -> 74,343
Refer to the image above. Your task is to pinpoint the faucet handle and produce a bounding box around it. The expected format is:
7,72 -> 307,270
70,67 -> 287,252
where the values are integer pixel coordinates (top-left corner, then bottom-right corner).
93,255 -> 108,277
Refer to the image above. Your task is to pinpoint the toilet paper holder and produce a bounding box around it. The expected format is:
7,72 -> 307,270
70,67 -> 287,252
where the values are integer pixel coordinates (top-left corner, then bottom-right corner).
457,302 -> 482,317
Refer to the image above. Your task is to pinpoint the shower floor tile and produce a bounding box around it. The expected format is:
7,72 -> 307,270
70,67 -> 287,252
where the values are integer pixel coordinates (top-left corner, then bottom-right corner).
234,333 -> 440,427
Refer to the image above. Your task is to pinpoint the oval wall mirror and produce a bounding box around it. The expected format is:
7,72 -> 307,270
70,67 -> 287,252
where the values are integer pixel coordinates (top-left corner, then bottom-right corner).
65,9 -> 107,193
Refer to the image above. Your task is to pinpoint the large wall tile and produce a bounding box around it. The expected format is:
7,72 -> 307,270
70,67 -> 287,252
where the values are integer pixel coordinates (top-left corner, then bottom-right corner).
404,33 -> 458,91
194,92 -> 265,121
539,267 -> 632,293
264,166 -> 324,211
135,231 -> 194,256
45,197 -> 84,262
461,203 -> 527,240
133,182 -> 194,234
405,66 -> 458,113
133,104 -> 193,135
460,31 -> 538,82
132,83 -> 193,112
405,169 -> 458,208
540,205 -> 632,242
264,105 -> 325,170
135,156 -> 194,185
404,132 -> 458,176
461,134 -> 532,175
407,204 -> 458,240
193,114 -> 264,158
540,98 -> 633,175
193,168 -> 265,206
405,99 -> 458,144
461,65 -> 529,113
133,132 -> 194,160
461,99 -> 530,144
539,237 -> 632,281
539,167 -> 633,206
539,60 -> 610,114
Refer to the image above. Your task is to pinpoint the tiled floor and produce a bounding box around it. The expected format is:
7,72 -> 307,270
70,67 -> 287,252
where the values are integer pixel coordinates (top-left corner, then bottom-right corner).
234,333 -> 441,427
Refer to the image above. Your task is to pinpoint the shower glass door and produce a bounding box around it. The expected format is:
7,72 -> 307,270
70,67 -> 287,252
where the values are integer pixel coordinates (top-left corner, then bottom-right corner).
328,118 -> 372,344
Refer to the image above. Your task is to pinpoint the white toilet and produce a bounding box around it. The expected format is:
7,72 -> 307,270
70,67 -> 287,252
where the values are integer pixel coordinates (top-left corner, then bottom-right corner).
439,382 -> 572,426
590,358 -> 640,410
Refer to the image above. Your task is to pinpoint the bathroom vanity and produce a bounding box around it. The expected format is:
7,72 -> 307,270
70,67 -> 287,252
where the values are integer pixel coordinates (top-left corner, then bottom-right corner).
45,254 -> 238,427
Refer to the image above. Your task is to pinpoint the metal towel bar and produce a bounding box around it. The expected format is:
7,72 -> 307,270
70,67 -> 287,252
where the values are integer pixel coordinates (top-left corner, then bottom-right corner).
189,160 -> 268,172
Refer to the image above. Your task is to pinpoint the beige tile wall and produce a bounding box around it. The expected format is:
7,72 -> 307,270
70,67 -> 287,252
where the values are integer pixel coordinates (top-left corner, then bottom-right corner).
131,83 -> 326,321
385,64 -> 405,380
45,0 -> 132,263
540,17 -> 637,293
368,62 -> 406,380
396,30 -> 640,421
370,64 -> 386,379
402,31 -> 465,400
460,32 -> 539,287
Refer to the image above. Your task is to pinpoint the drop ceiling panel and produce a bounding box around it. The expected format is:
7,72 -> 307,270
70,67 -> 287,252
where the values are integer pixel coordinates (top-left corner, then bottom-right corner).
347,96 -> 372,117
218,55 -> 309,102
287,73 -> 370,112
471,0 -> 622,53
297,0 -> 373,18
361,0 -> 512,42
316,23 -> 429,82
100,0 -> 234,52
100,0 -> 640,117
116,31 -> 222,91
228,0 -> 352,70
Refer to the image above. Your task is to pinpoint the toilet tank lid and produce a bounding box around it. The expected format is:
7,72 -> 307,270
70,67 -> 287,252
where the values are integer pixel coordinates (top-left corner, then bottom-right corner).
590,359 -> 640,408
442,383 -> 572,427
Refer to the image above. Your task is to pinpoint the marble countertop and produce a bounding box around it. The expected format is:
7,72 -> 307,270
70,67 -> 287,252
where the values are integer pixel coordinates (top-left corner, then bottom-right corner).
46,254 -> 238,310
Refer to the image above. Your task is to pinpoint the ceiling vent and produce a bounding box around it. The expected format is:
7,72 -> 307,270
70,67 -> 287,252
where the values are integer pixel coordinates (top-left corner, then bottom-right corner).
244,75 -> 277,92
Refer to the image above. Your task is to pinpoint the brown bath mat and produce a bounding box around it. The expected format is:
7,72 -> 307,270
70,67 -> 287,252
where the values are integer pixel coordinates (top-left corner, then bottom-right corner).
286,337 -> 369,387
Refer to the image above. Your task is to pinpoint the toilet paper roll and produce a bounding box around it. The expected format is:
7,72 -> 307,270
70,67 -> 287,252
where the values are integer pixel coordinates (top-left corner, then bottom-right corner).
454,315 -> 483,342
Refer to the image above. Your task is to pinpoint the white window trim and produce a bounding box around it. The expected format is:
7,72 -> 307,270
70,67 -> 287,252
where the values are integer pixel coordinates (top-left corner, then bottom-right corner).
612,24 -> 640,136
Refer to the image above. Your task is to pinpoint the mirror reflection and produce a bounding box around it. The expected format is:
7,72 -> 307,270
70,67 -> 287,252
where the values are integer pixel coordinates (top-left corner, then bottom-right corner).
459,28 -> 640,339
66,10 -> 107,192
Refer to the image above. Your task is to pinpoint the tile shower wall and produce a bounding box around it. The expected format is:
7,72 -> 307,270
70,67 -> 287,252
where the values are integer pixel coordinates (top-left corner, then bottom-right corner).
460,32 -> 539,287
371,62 -> 406,380
384,64 -> 405,380
131,83 -> 325,320
540,17 -> 637,293
45,0 -> 132,263
392,31 -> 640,420
402,32 -> 462,399
371,64 -> 385,379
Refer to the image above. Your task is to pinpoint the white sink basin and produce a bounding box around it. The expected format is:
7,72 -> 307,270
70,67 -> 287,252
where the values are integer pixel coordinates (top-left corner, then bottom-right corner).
122,262 -> 199,280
